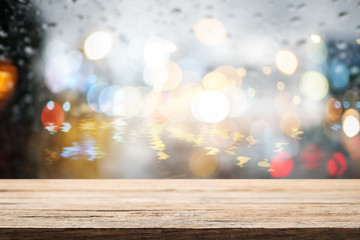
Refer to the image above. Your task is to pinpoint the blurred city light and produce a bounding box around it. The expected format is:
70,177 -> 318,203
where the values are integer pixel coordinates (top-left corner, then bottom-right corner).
193,18 -> 227,46
275,50 -> 298,75
342,109 -> 360,138
0,63 -> 17,104
191,91 -> 229,123
300,71 -> 329,101
84,31 -> 113,60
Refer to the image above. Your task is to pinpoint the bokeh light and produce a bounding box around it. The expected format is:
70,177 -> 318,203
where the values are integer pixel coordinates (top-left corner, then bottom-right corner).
270,152 -> 293,178
189,148 -> 218,177
98,85 -> 121,117
191,91 -> 229,123
275,50 -> 298,75
145,61 -> 182,91
326,98 -> 343,121
44,42 -> 84,93
327,152 -> 347,177
310,34 -> 321,43
143,35 -> 174,67
215,66 -> 242,88
293,96 -> 301,105
300,71 -> 329,101
262,66 -> 272,75
236,67 -> 247,77
87,81 -> 109,112
0,63 -> 17,103
193,18 -> 227,46
226,87 -> 249,117
277,81 -> 285,91
202,71 -> 229,91
329,60 -> 350,91
84,31 -> 113,60
41,101 -> 65,132
342,109 -> 360,138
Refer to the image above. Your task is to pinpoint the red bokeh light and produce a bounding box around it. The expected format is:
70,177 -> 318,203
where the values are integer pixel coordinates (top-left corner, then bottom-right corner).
41,101 -> 64,132
270,152 -> 293,178
327,152 -> 347,177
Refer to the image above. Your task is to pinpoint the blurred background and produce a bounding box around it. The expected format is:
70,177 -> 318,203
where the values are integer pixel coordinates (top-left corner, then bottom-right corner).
0,0 -> 360,178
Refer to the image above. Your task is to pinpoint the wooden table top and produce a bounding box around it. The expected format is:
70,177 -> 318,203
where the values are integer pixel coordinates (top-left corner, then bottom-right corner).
0,180 -> 359,239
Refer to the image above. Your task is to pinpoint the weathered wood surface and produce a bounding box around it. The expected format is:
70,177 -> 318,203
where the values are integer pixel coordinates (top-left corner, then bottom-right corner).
0,180 -> 359,239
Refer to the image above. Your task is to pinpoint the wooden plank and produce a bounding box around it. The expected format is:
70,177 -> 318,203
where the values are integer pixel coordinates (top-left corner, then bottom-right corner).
0,180 -> 359,239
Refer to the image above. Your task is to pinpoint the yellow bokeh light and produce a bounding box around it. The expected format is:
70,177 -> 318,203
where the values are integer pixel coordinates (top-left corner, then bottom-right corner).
342,109 -> 360,138
281,111 -> 301,135
293,96 -> 301,105
189,148 -> 218,177
300,71 -> 329,101
193,18 -> 227,46
236,67 -> 247,77
277,81 -> 285,91
202,71 -> 229,91
84,31 -> 113,60
357,39 -> 360,44
215,66 -> 241,88
263,66 -> 272,75
275,50 -> 298,75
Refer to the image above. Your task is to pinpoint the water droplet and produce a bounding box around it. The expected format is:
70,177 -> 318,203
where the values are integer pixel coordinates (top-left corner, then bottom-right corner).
0,30 -> 8,38
338,11 -> 348,19
254,12 -> 262,19
24,95 -> 32,103
171,8 -> 182,14
297,3 -> 305,10
24,46 -> 35,55
290,16 -> 301,25
296,39 -> 306,46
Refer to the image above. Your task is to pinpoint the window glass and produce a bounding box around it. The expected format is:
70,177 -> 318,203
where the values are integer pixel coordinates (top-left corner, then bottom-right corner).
1,0 -> 360,178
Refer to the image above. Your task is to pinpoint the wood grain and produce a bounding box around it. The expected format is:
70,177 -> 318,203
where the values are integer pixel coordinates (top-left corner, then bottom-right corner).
0,180 -> 359,239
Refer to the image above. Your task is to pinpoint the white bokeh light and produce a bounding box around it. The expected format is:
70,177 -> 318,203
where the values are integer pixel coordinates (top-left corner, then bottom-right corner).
191,91 -> 229,123
84,31 -> 113,60
343,115 -> 359,138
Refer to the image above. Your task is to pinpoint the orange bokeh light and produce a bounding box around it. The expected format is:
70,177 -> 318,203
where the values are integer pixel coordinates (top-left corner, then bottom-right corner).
0,63 -> 18,103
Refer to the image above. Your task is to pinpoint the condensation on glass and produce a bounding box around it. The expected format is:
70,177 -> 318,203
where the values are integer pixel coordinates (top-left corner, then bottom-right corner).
0,0 -> 360,178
